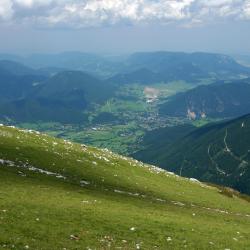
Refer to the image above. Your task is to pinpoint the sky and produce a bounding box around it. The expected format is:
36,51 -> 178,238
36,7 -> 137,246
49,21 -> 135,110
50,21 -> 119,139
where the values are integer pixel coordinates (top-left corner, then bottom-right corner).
0,0 -> 250,55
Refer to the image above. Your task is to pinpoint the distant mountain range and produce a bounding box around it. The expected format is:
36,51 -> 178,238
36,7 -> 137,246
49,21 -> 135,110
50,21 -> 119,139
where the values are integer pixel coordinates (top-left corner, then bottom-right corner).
0,52 -> 122,79
160,79 -> 250,119
1,52 -> 250,123
0,60 -> 40,76
134,114 -> 250,195
1,51 -> 250,83
0,61 -> 115,123
110,52 -> 250,84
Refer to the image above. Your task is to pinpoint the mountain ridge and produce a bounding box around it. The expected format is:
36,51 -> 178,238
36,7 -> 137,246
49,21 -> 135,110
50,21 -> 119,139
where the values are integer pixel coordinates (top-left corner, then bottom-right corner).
134,114 -> 250,195
159,79 -> 250,119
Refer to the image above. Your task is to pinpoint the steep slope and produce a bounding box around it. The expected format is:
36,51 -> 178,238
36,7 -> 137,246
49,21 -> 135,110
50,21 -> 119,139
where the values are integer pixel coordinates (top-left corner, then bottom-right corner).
134,115 -> 250,195
160,79 -> 250,119
133,124 -> 196,164
0,125 -> 250,249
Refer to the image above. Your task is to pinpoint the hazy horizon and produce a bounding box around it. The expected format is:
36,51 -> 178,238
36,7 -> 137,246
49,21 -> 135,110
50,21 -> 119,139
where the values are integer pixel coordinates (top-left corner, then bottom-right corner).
1,49 -> 250,58
0,0 -> 250,55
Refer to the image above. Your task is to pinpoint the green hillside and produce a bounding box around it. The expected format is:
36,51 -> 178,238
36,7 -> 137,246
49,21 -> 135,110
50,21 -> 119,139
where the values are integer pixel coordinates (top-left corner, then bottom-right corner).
134,115 -> 250,195
0,125 -> 250,249
36,71 -> 114,104
0,70 -> 116,123
159,79 -> 250,119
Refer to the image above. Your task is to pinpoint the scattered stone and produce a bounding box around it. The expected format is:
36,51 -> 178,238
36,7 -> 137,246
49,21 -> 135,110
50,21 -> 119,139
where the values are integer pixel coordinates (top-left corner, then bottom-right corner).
70,235 -> 80,241
82,201 -> 89,204
190,178 -> 200,183
80,180 -> 90,186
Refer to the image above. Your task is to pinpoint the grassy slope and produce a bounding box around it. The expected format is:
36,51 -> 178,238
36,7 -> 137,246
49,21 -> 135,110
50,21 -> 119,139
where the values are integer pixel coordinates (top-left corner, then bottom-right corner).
0,125 -> 250,249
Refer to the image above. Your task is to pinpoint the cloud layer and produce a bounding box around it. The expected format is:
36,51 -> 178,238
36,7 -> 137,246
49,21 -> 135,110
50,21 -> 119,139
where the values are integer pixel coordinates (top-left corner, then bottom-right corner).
0,0 -> 249,28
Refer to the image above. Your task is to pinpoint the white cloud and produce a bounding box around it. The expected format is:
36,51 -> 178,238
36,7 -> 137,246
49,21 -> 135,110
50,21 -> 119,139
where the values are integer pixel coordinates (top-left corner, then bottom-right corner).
199,0 -> 234,7
41,0 -> 194,28
184,0 -> 248,26
0,0 -> 249,28
14,0 -> 55,8
241,1 -> 250,19
0,0 -> 13,20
